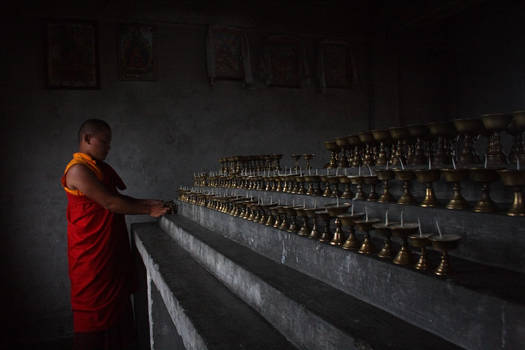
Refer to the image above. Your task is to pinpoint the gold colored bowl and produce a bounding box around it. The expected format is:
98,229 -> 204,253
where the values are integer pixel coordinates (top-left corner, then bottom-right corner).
394,169 -> 415,181
376,169 -> 394,181
429,234 -> 462,251
372,222 -> 399,234
428,122 -> 455,137
354,218 -> 381,231
338,213 -> 365,226
324,141 -> 340,152
482,113 -> 513,131
512,110 -> 525,130
408,233 -> 433,248
389,127 -> 409,140
346,135 -> 362,146
498,169 -> 525,187
335,137 -> 349,147
407,124 -> 429,138
363,175 -> 378,185
358,131 -> 374,144
441,169 -> 469,183
390,223 -> 419,237
469,168 -> 499,183
414,169 -> 441,183
325,203 -> 351,217
371,129 -> 392,142
454,118 -> 484,134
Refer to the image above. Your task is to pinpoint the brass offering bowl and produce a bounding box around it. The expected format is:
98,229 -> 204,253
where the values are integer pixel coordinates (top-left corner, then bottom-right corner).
303,154 -> 315,170
428,121 -> 455,167
327,176 -> 341,198
335,137 -> 350,168
350,176 -> 366,200
347,135 -> 362,167
286,206 -> 303,233
359,131 -> 375,166
454,118 -> 484,166
414,169 -> 441,208
497,169 -> 525,216
354,218 -> 381,255
305,208 -> 321,239
408,233 -> 433,271
320,175 -> 331,197
363,175 -> 379,201
326,203 -> 351,245
324,141 -> 341,169
278,206 -> 292,230
375,169 -> 396,203
371,129 -> 392,166
394,170 -> 416,205
270,206 -> 283,228
372,222 -> 399,259
260,203 -> 277,225
407,124 -> 429,166
469,168 -> 499,213
389,127 -> 410,167
339,213 -> 365,250
508,111 -> 525,163
295,176 -> 306,195
390,223 -> 419,265
315,210 -> 331,242
304,175 -> 322,196
441,169 -> 469,210
300,208 -> 317,237
482,113 -> 513,168
429,234 -> 462,277
339,175 -> 354,199
295,207 -> 308,236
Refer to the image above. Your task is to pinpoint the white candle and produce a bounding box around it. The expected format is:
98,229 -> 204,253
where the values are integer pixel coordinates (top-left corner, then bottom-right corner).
400,210 -> 404,227
367,165 -> 372,176
365,206 -> 368,222
399,157 -> 405,170
270,196 -> 272,204
484,154 -> 488,168
351,200 -> 354,215
336,197 -> 339,207
385,209 -> 389,226
358,166 -> 361,176
314,200 -> 317,209
344,168 -> 348,176
386,160 -> 389,170
452,157 -> 456,170
303,199 -> 306,208
428,156 -> 432,170
316,169 -> 318,175
418,218 -> 422,237
292,199 -> 295,207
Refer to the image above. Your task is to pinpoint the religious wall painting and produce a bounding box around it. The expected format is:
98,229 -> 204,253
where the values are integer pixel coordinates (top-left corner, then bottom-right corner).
45,20 -> 100,89
118,23 -> 156,81
263,38 -> 300,88
211,27 -> 243,80
320,42 -> 353,89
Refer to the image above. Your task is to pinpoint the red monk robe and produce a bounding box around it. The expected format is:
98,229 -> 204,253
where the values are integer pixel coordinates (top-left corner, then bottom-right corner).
61,152 -> 136,339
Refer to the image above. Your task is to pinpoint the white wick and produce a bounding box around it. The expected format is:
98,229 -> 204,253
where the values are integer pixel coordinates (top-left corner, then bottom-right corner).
400,209 -> 404,227
303,199 -> 306,208
399,157 -> 405,170
344,168 -> 348,176
452,157 -> 456,170
358,166 -> 361,176
367,165 -> 373,176
484,154 -> 488,168
316,169 -> 318,175
365,206 -> 368,222
386,160 -> 389,170
292,199 -> 295,207
351,200 -> 354,215
435,219 -> 442,237
418,218 -> 422,237
314,200 -> 317,209
336,168 -> 339,176
428,156 -> 432,170
336,196 -> 340,207
385,209 -> 389,226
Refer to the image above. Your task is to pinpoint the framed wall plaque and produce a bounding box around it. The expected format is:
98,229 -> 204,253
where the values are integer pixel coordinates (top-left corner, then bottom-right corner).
45,20 -> 100,89
264,38 -> 300,88
118,23 -> 156,81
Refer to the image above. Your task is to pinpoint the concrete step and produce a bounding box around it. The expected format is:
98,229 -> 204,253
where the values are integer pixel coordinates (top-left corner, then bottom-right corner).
160,214 -> 463,350
132,222 -> 298,350
199,186 -> 525,274
174,200 -> 525,350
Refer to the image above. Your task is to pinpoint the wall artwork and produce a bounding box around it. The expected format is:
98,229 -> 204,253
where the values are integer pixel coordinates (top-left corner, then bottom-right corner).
319,42 -> 354,89
45,20 -> 100,89
118,23 -> 156,81
211,27 -> 244,80
263,39 -> 300,88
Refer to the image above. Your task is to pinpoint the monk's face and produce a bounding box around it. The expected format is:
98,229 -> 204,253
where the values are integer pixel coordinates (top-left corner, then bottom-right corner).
87,128 -> 112,161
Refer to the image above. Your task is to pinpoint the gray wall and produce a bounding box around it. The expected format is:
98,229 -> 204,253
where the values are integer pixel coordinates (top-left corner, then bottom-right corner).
2,0 -> 523,344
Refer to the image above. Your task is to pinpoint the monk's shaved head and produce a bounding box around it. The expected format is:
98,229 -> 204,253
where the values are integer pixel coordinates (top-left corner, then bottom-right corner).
78,119 -> 111,142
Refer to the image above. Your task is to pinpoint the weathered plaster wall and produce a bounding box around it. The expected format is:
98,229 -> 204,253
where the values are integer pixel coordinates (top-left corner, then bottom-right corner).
2,1 -> 370,343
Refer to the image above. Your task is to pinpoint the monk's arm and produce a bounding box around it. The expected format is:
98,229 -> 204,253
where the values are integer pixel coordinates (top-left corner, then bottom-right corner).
66,164 -> 168,217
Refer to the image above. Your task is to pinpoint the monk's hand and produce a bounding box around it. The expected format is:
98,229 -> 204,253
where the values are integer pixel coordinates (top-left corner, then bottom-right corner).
146,200 -> 169,217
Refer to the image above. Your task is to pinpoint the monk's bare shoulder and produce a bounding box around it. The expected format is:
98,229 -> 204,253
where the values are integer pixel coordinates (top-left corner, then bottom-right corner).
65,163 -> 97,191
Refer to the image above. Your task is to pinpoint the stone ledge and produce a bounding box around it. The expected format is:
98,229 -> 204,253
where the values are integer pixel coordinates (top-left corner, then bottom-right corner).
160,214 -> 462,350
175,201 -> 525,350
133,222 -> 297,350
198,187 -> 525,273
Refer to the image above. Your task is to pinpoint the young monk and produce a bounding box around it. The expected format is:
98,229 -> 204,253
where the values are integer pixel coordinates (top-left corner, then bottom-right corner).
61,119 -> 169,349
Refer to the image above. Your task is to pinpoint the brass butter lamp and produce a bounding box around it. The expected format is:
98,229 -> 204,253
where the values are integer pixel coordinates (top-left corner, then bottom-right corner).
407,124 -> 429,166
371,129 -> 392,166
469,168 -> 499,213
340,212 -> 365,250
414,169 -> 441,208
482,113 -> 513,168
335,137 -> 350,168
394,169 -> 416,205
375,169 -> 396,203
390,223 -> 419,265
429,234 -> 462,277
454,118 -> 484,167
441,169 -> 469,210
324,141 -> 340,169
339,175 -> 354,199
325,203 -> 351,246
408,230 -> 433,271
354,217 -> 381,255
372,222 -> 399,259
497,169 -> 525,216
